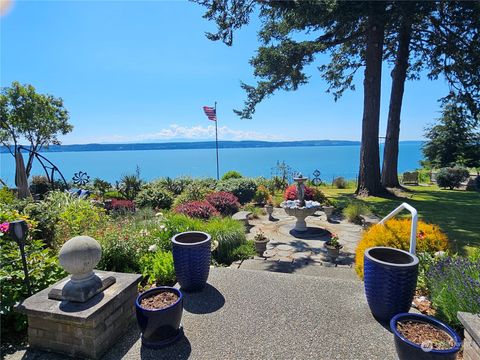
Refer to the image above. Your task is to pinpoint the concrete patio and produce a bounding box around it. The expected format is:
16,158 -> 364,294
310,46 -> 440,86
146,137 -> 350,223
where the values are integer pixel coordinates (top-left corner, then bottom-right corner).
6,267 -> 397,360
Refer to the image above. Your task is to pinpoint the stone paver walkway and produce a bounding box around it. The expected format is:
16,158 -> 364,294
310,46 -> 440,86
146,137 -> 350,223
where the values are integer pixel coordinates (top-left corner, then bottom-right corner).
242,207 -> 368,268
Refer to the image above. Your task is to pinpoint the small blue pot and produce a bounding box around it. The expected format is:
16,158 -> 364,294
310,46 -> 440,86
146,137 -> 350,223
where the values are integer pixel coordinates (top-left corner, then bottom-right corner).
364,247 -> 419,322
172,231 -> 211,292
136,287 -> 184,349
390,313 -> 462,360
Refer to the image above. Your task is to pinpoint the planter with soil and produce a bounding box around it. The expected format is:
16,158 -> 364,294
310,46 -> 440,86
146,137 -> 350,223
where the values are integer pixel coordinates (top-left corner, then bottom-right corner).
390,313 -> 462,360
136,287 -> 184,349
254,231 -> 269,257
171,231 -> 211,292
325,242 -> 343,262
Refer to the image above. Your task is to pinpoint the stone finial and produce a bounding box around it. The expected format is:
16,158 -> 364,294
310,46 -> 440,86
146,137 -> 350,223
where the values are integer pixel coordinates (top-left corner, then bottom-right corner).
60,236 -> 102,280
50,236 -> 115,303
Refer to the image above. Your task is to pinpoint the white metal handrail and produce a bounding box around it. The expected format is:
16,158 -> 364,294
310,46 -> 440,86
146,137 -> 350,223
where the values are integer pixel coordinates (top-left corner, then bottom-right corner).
379,202 -> 418,254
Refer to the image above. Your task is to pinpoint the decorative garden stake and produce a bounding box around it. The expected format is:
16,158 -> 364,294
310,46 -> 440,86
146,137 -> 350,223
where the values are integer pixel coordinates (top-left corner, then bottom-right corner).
8,220 -> 31,296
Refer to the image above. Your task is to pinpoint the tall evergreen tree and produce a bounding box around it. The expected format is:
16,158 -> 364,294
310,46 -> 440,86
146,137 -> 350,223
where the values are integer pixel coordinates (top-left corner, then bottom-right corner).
195,0 -> 389,195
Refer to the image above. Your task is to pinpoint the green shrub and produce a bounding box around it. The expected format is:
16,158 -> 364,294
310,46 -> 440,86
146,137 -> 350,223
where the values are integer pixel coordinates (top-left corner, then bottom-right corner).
93,178 -> 111,195
342,201 -> 370,223
206,217 -> 246,264
332,177 -> 347,189
221,170 -> 242,180
1,238 -> 66,332
54,198 -> 107,246
231,240 -> 256,261
139,250 -> 175,286
104,190 -> 126,199
436,167 -> 470,189
253,185 -> 270,205
136,182 -> 174,209
118,173 -> 143,200
216,178 -> 257,204
156,176 -> 193,195
243,203 -> 266,219
29,175 -> 51,198
172,183 -> 210,208
426,253 -> 480,328
0,186 -> 15,205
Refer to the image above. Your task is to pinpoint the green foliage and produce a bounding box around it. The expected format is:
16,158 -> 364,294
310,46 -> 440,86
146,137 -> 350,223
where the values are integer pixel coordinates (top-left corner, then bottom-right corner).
0,186 -> 15,205
216,178 -> 257,204
423,101 -> 480,169
253,185 -> 270,205
416,252 -> 440,292
156,176 -> 193,195
426,252 -> 480,329
342,201 -> 370,223
205,217 -> 247,265
29,175 -> 51,198
231,240 -> 256,261
332,177 -> 347,189
104,190 -> 126,200
93,178 -> 111,195
118,172 -> 143,200
135,182 -> 174,209
0,81 -> 73,177
271,161 -> 293,189
172,182 -> 210,208
243,203 -> 266,219
139,250 -> 175,286
1,238 -> 66,332
221,170 -> 242,180
436,167 -> 470,189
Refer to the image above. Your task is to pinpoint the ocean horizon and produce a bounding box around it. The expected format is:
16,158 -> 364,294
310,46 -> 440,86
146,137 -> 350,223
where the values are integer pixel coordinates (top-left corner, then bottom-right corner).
0,141 -> 424,186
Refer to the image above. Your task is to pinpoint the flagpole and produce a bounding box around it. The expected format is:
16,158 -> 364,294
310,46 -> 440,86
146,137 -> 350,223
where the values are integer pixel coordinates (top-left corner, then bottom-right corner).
215,101 -> 219,180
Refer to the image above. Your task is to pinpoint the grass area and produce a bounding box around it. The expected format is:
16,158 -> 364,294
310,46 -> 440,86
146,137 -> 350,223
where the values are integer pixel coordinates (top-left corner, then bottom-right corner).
321,185 -> 480,254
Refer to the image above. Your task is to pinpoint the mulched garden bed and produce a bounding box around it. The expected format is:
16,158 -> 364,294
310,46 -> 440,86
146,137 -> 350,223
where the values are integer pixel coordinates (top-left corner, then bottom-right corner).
140,291 -> 179,310
396,320 -> 455,350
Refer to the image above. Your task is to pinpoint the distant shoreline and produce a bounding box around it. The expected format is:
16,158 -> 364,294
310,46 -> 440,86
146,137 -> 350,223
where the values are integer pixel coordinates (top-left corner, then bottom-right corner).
0,140 -> 423,154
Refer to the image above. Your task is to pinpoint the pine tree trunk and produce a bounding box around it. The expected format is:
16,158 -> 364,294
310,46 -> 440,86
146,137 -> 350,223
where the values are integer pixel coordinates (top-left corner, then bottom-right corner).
381,11 -> 413,188
356,4 -> 386,196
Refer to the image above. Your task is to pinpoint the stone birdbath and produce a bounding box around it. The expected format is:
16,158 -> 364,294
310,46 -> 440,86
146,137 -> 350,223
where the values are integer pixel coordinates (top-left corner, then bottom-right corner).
281,174 -> 321,232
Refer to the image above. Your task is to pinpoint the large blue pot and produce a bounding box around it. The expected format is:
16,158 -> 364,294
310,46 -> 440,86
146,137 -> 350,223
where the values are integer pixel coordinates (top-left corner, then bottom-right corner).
171,231 -> 211,292
136,287 -> 184,349
364,247 -> 419,322
390,313 -> 462,360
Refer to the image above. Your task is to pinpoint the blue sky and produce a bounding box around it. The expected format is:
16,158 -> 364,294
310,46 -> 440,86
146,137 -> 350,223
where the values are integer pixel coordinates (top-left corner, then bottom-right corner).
1,0 -> 450,144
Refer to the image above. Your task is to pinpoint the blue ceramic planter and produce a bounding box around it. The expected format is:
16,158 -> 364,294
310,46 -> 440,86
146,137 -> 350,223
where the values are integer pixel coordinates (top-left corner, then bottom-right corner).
364,247 -> 419,322
390,313 -> 462,360
136,287 -> 184,349
171,231 -> 211,292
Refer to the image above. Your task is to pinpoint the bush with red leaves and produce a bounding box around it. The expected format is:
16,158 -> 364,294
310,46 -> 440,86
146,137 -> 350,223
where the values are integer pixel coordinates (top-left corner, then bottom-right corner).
174,200 -> 219,220
105,199 -> 136,212
206,191 -> 240,216
284,185 -> 327,203
284,185 -> 314,201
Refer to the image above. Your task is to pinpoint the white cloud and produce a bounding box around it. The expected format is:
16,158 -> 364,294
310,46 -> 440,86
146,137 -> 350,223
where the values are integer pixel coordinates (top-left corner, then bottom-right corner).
82,124 -> 291,143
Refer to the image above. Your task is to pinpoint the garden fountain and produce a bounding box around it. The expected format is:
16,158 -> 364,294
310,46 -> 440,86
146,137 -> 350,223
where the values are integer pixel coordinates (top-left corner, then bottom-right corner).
281,174 -> 321,232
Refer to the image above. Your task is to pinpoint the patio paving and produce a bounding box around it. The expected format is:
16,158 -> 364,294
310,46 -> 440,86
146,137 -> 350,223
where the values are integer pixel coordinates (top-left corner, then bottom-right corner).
244,207 -> 370,268
6,268 -> 397,360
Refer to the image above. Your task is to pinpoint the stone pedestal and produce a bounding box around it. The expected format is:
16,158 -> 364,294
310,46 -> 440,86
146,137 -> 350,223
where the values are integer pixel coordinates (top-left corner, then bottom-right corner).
15,271 -> 141,359
284,206 -> 319,232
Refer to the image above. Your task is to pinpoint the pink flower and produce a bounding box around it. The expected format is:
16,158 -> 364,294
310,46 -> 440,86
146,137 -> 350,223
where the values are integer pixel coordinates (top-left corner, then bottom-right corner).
0,222 -> 10,233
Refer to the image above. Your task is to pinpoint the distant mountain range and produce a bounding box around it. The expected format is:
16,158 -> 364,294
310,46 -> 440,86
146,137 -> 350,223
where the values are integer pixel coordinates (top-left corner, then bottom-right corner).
0,140 -> 423,153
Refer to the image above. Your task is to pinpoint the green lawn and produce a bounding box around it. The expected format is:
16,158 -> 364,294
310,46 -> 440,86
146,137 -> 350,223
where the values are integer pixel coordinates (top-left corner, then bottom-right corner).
321,185 -> 480,254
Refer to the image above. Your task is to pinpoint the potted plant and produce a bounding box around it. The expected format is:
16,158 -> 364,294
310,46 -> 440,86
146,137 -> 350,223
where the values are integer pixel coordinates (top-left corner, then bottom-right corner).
390,313 -> 462,360
264,198 -> 274,220
254,231 -> 269,256
364,247 -> 419,322
171,231 -> 211,292
136,286 -> 184,349
325,233 -> 343,262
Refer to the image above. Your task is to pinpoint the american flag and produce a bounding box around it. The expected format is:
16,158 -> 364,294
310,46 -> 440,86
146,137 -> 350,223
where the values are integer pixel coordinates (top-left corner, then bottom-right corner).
203,106 -> 217,121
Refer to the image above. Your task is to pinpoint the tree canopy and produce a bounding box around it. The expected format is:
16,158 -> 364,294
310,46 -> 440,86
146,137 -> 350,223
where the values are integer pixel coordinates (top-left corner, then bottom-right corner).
423,101 -> 480,169
0,81 -> 72,177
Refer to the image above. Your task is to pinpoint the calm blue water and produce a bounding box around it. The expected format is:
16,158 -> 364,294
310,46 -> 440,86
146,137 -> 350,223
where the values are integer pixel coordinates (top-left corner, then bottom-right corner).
0,143 -> 423,186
